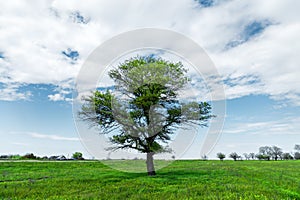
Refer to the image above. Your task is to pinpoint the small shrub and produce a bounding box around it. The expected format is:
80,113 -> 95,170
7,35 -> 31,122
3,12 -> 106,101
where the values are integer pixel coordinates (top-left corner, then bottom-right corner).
22,153 -> 36,159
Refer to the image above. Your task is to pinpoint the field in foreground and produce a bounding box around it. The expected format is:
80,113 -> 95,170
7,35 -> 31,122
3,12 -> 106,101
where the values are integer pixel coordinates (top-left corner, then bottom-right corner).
0,160 -> 299,199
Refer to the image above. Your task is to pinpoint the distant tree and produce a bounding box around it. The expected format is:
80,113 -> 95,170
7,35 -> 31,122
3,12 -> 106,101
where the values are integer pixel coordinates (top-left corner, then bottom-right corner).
258,146 -> 272,160
294,152 -> 300,160
249,153 -> 256,160
293,145 -> 300,160
72,152 -> 84,160
201,154 -> 208,161
255,153 -> 269,160
22,153 -> 36,159
255,154 -> 260,160
49,155 -> 58,160
271,146 -> 283,161
282,153 -> 293,160
229,152 -> 240,161
57,155 -> 67,160
42,156 -> 48,160
0,155 -> 9,159
243,153 -> 250,160
217,152 -> 225,161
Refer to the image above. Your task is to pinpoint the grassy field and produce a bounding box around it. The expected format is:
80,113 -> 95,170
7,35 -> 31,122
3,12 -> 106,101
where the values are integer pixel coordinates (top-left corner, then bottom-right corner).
0,160 -> 299,199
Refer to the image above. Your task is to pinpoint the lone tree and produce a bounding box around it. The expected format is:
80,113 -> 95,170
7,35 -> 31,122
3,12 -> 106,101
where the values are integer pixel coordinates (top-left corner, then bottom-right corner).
79,56 -> 214,176
72,152 -> 83,160
229,152 -> 240,161
216,152 -> 225,161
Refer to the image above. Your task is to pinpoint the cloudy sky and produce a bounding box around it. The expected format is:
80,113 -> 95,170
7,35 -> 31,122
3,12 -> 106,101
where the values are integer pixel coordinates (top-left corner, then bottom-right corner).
0,0 -> 299,159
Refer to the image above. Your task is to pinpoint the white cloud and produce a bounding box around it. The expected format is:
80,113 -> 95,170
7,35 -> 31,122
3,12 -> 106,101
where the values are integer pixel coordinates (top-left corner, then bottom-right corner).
29,132 -> 79,141
223,117 -> 300,136
12,142 -> 29,146
0,83 -> 31,101
48,80 -> 74,101
213,21 -> 300,102
0,0 -> 299,105
207,1 -> 300,104
48,93 -> 64,101
48,93 -> 73,102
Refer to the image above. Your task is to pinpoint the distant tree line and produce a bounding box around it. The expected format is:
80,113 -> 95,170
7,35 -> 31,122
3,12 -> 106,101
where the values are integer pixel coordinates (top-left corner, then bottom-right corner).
0,152 -> 84,161
216,144 -> 300,161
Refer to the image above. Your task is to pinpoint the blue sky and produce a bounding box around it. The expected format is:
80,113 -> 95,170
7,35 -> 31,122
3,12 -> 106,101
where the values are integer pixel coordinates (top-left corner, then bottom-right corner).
0,0 -> 300,159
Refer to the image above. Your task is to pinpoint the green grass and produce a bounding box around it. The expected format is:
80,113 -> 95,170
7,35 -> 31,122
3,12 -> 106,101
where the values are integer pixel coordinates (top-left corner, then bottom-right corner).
0,160 -> 299,199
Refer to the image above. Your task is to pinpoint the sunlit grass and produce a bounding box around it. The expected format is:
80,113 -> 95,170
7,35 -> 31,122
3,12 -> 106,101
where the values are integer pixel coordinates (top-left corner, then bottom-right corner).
0,160 -> 299,199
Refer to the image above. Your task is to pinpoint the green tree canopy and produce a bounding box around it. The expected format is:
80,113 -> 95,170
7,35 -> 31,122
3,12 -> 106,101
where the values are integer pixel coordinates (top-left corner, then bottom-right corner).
216,152 -> 225,161
79,56 -> 214,175
72,152 -> 83,160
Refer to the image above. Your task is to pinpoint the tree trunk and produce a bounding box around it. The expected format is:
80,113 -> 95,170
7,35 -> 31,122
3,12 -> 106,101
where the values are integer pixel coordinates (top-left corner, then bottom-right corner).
146,152 -> 156,176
